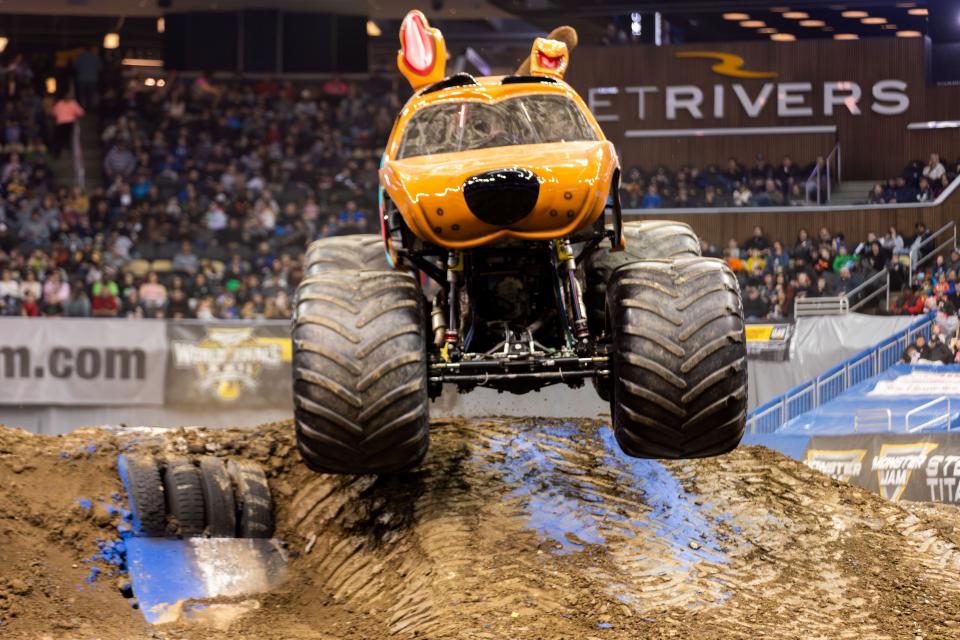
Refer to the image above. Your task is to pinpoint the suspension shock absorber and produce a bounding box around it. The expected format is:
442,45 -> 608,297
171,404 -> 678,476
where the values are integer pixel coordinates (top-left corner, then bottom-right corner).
443,250 -> 463,359
556,238 -> 590,347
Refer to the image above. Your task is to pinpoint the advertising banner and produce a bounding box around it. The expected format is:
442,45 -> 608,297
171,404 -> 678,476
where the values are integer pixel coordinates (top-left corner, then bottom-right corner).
745,322 -> 793,361
165,321 -> 292,408
804,432 -> 960,504
0,318 -> 167,406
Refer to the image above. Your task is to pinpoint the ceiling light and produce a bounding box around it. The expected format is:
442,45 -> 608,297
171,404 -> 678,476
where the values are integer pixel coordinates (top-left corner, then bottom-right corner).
908,8 -> 928,15
121,58 -> 163,67
896,30 -> 923,37
841,10 -> 868,18
882,24 -> 899,29
144,77 -> 156,87
722,13 -> 750,20
0,37 -> 7,54
103,32 -> 120,49
834,33 -> 859,39
157,79 -> 166,88
156,17 -> 164,33
45,77 -> 56,94
741,20 -> 765,27
862,16 -> 887,24
366,20 -> 381,37
800,19 -> 825,27
758,27 -> 778,34
783,11 -> 809,19
771,33 -> 797,41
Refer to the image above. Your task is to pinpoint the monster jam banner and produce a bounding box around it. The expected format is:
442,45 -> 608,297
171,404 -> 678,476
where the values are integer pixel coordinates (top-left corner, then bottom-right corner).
804,432 -> 960,504
0,318 -> 167,405
745,322 -> 793,362
165,321 -> 292,407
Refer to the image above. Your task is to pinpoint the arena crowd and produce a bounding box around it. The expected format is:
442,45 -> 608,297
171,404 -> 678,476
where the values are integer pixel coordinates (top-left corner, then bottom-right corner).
0,53 -> 957,327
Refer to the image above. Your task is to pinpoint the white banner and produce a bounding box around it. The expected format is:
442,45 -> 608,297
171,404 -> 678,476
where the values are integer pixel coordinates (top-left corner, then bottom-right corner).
0,319 -> 167,406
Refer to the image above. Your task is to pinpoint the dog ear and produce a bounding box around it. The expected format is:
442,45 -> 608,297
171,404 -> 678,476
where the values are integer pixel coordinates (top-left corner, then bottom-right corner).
397,10 -> 448,91
516,26 -> 577,77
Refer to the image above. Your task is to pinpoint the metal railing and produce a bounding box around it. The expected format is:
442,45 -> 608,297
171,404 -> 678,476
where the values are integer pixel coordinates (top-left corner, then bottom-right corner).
854,408 -> 892,432
794,267 -> 891,317
793,221 -> 956,318
805,142 -> 841,204
746,312 -> 935,434
909,221 -> 958,282
905,396 -> 952,433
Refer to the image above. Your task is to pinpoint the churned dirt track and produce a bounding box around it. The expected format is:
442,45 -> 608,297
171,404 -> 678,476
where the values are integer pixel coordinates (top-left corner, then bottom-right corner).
2,418 -> 960,639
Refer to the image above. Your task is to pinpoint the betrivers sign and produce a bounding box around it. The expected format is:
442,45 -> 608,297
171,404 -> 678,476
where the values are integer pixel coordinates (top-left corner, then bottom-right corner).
587,50 -> 910,123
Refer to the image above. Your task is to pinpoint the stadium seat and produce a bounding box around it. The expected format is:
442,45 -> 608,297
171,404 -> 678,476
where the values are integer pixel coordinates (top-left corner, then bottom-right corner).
151,259 -> 174,274
127,259 -> 151,278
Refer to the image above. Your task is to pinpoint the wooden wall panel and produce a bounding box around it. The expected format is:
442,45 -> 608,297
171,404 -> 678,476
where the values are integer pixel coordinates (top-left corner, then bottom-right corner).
626,195 -> 958,248
567,39 -> 960,180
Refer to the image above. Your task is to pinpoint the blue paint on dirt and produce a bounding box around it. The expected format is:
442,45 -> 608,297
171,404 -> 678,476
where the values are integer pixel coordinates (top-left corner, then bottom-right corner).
596,428 -> 727,563
76,498 -> 93,510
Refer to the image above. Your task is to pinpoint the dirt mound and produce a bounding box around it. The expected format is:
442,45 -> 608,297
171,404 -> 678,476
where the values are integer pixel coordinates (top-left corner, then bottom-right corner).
1,418 -> 959,639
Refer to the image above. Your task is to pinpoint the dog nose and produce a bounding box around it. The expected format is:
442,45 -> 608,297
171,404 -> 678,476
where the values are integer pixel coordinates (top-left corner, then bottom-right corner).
463,169 -> 539,226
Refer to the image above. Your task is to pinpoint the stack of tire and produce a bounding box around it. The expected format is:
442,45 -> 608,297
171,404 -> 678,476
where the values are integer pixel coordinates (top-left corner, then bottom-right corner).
118,455 -> 274,538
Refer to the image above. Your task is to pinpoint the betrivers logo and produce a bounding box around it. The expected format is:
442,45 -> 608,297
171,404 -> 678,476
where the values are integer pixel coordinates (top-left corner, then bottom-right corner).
171,327 -> 291,401
675,51 -> 777,79
872,442 -> 939,501
805,448 -> 867,483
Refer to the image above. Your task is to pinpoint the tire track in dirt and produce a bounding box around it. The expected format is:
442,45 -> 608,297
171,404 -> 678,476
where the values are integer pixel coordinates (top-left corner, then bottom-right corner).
272,417 -> 960,639
4,419 -> 960,639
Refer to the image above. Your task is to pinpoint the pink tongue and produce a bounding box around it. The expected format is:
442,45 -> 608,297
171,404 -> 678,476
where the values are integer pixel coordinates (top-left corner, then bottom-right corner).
538,52 -> 560,70
403,14 -> 434,74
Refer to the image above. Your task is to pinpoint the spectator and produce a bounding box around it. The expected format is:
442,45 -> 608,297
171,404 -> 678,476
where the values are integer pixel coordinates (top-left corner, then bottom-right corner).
73,46 -> 102,109
64,279 -> 91,317
867,183 -> 886,204
927,325 -> 954,364
91,285 -> 119,317
742,286 -> 769,320
103,141 -> 136,181
51,92 -> 86,158
640,184 -> 662,209
733,182 -> 752,206
916,177 -> 934,203
173,240 -> 200,275
922,153 -> 946,183
139,271 -> 168,314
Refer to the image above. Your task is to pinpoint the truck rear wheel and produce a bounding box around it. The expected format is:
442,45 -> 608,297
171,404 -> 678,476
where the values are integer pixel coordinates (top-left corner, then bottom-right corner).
607,257 -> 746,459
304,235 -> 389,276
585,220 -> 701,336
293,269 -> 430,474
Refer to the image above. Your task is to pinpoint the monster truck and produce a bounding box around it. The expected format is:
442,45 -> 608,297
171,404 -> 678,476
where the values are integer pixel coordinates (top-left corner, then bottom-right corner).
292,10 -> 747,474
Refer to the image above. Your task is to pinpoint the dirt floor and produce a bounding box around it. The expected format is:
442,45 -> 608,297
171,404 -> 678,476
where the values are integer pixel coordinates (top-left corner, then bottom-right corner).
2,418 -> 960,639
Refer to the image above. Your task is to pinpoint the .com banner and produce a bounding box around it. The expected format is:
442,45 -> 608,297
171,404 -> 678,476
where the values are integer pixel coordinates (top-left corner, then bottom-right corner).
165,321 -> 292,408
0,318 -> 167,406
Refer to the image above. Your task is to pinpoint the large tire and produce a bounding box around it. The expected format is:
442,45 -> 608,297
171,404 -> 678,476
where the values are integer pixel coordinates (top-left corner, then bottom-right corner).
163,460 -> 206,537
293,269 -> 430,474
304,234 -> 389,276
584,220 -> 701,336
227,460 -> 274,538
608,257 -> 746,459
198,457 -> 237,538
119,455 -> 167,537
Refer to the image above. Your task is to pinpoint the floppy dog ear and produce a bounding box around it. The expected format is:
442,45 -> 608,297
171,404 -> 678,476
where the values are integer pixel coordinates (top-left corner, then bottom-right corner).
397,10 -> 448,91
516,26 -> 577,77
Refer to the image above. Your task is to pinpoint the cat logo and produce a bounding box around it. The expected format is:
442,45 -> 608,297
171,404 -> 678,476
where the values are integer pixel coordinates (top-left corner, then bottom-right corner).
675,51 -> 778,79
171,327 -> 291,402
872,442 -> 939,501
805,448 -> 867,483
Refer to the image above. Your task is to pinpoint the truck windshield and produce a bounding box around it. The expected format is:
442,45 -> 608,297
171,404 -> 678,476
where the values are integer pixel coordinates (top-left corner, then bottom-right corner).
398,94 -> 597,159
